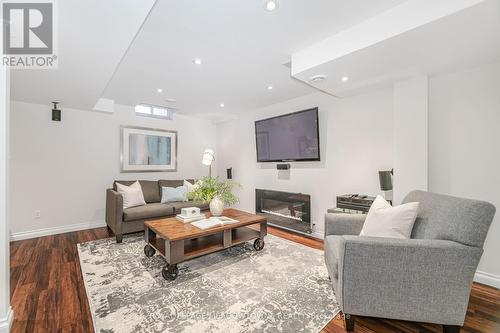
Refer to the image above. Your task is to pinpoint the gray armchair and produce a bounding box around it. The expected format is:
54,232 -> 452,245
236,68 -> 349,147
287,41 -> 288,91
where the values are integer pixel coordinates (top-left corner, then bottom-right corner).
324,190 -> 495,333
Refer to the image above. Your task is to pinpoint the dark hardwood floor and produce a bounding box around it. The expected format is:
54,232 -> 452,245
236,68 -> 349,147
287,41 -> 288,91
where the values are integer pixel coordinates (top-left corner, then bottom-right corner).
9,226 -> 500,333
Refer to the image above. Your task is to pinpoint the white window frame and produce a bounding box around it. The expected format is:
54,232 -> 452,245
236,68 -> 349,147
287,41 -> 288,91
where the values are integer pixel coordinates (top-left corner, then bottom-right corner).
135,103 -> 174,120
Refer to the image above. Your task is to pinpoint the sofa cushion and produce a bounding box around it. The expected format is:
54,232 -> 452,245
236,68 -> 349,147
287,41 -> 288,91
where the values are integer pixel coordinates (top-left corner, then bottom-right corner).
123,203 -> 174,222
324,235 -> 342,280
114,180 -> 160,203
116,181 -> 146,209
159,179 -> 194,190
161,186 -> 188,203
168,201 -> 209,214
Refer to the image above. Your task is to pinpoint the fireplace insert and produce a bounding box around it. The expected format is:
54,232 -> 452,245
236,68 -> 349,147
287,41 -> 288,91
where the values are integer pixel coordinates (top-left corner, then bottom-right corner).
255,189 -> 311,234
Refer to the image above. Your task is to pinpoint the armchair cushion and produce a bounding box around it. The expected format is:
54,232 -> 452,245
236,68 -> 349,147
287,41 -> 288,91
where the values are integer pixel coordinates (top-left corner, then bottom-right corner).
403,190 -> 496,247
324,213 -> 366,237
336,236 -> 482,325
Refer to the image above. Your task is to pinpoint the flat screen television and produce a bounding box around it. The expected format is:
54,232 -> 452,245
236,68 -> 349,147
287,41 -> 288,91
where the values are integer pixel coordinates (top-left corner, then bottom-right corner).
255,107 -> 320,162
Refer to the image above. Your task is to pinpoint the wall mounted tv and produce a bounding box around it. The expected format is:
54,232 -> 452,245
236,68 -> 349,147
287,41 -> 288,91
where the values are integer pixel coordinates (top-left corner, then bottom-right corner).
255,107 -> 320,162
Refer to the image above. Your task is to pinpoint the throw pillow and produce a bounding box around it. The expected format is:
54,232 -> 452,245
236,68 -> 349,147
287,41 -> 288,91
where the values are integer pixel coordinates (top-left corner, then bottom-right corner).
184,179 -> 195,199
360,195 -> 419,239
162,186 -> 188,203
116,181 -> 146,209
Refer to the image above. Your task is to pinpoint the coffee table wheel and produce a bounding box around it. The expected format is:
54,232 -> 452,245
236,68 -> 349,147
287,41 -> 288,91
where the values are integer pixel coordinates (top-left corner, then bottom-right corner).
144,244 -> 156,257
253,238 -> 265,251
162,264 -> 179,281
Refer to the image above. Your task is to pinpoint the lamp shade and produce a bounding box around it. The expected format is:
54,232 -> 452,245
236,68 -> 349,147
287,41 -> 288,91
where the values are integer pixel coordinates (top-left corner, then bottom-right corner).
202,149 -> 215,166
379,170 -> 393,191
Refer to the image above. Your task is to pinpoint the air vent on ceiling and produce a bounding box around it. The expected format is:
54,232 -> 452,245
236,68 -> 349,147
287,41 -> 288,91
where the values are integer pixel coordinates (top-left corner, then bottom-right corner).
309,75 -> 327,84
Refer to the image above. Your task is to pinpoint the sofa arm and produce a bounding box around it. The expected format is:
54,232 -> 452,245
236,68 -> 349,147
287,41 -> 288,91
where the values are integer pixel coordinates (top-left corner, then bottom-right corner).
324,213 -> 366,237
336,236 -> 482,325
106,189 -> 123,238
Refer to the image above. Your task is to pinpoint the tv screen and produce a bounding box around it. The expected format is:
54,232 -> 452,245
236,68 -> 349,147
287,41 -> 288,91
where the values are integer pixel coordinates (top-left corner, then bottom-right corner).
255,107 -> 320,162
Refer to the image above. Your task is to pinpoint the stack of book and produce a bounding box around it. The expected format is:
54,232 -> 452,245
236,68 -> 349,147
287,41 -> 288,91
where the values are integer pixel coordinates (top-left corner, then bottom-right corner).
175,213 -> 206,223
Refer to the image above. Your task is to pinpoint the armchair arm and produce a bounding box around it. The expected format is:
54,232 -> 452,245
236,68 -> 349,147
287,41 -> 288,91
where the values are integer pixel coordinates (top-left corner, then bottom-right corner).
336,236 -> 482,325
106,189 -> 123,235
324,213 -> 366,237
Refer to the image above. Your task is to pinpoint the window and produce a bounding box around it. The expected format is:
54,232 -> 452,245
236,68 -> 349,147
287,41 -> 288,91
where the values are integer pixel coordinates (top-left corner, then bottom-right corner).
135,104 -> 174,120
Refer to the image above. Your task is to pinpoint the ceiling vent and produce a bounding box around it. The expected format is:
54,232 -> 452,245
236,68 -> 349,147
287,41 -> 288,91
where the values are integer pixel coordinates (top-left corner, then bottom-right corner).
309,75 -> 327,84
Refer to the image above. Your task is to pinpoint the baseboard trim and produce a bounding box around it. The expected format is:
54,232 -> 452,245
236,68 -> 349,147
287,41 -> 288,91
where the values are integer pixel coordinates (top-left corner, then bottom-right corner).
310,231 -> 324,240
0,307 -> 13,333
10,221 -> 107,241
474,270 -> 500,289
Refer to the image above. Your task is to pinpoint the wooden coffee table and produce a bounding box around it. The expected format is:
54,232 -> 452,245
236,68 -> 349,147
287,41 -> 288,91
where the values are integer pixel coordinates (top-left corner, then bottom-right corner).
143,208 -> 267,280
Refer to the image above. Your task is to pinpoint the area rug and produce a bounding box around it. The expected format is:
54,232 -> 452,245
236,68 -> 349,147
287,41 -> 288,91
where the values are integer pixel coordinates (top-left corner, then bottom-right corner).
77,234 -> 339,333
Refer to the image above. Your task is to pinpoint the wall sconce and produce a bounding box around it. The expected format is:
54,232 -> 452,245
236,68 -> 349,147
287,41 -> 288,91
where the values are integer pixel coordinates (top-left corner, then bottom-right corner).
51,101 -> 61,121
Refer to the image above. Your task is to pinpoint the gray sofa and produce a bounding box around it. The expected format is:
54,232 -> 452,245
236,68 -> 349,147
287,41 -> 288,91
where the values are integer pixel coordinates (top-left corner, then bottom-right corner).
324,190 -> 495,333
106,179 -> 208,243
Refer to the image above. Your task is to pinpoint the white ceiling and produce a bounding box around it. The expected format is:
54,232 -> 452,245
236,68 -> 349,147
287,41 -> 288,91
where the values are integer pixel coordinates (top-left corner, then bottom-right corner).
10,0 -> 156,110
10,0 -> 406,120
292,0 -> 500,97
11,0 -> 498,121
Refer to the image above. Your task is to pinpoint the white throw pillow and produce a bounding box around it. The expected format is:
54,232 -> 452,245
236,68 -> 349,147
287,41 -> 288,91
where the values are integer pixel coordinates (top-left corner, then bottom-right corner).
116,181 -> 146,209
360,196 -> 419,239
184,179 -> 195,200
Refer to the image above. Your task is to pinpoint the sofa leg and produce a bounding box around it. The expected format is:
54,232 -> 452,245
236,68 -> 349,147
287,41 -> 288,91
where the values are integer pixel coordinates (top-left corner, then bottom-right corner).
443,325 -> 461,333
116,234 -> 123,243
344,314 -> 354,332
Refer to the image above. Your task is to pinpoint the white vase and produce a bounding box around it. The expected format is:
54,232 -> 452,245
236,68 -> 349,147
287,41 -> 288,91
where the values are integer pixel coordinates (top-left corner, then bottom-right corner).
209,197 -> 224,216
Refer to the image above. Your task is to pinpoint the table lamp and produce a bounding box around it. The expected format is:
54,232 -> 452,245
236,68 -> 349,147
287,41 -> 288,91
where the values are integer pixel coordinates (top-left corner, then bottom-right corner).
379,169 -> 393,204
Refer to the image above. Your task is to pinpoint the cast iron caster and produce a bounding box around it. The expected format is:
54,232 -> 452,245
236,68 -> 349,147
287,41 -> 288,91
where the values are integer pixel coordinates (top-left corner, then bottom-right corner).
144,244 -> 156,257
253,238 -> 265,251
162,264 -> 179,281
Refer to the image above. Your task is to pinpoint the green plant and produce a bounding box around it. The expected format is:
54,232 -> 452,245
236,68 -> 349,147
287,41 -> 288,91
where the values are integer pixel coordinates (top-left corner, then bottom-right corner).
189,176 -> 240,205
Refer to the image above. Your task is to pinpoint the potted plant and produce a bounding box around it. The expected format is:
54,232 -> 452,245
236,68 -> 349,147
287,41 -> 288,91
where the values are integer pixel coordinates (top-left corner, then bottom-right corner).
189,176 -> 240,216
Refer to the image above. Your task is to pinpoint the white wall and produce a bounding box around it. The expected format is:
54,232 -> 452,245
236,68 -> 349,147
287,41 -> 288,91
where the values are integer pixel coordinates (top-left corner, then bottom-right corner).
9,102 -> 216,238
0,66 -> 13,332
216,90 -> 394,237
393,76 -> 429,203
429,61 -> 500,287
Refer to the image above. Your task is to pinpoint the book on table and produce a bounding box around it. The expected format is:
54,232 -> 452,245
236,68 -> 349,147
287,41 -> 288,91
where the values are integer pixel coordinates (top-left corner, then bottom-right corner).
175,213 -> 206,223
191,216 -> 239,230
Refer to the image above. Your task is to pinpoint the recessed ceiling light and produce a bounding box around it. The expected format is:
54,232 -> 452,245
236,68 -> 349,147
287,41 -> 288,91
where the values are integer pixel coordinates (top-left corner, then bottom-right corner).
157,88 -> 163,93
267,85 -> 273,90
309,74 -> 327,84
192,58 -> 202,65
341,76 -> 349,82
165,98 -> 176,103
220,103 -> 225,108
264,0 -> 279,11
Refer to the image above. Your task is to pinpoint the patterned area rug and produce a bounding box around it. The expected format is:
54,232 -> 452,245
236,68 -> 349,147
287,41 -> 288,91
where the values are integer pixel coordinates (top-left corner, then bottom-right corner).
77,234 -> 339,333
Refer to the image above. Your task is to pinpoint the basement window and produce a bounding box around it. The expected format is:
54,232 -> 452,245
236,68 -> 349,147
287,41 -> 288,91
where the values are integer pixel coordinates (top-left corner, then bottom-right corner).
135,104 -> 174,120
